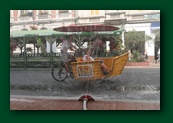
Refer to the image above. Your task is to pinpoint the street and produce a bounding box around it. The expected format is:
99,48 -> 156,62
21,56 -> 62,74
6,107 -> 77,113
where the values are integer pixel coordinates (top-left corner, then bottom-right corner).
10,67 -> 160,110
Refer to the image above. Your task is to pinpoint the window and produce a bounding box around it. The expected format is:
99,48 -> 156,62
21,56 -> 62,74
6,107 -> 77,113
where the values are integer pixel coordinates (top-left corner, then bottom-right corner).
91,10 -> 99,15
58,10 -> 69,18
20,10 -> 28,16
39,10 -> 48,15
58,10 -> 69,13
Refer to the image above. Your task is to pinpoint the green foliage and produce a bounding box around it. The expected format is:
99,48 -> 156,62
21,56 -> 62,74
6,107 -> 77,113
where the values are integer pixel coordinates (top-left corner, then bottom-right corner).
129,50 -> 145,62
108,35 -> 123,56
36,38 -> 43,48
124,30 -> 145,52
108,50 -> 119,57
41,45 -> 47,55
124,30 -> 146,62
36,38 -> 47,54
155,33 -> 160,42
124,29 -> 145,43
145,35 -> 152,40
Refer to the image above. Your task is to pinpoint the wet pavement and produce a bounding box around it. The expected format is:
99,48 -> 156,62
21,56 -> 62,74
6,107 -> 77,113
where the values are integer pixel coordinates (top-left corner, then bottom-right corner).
10,95 -> 160,110
10,63 -> 160,110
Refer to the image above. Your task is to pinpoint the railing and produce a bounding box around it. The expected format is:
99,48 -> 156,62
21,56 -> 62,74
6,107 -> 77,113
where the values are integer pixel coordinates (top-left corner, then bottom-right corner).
89,18 -> 100,22
19,15 -> 33,21
127,13 -> 160,21
110,14 -> 120,18
10,52 -> 77,69
10,51 -> 117,69
10,53 -> 60,69
10,52 -> 77,58
58,13 -> 69,18
144,14 -> 160,19
132,15 -> 144,20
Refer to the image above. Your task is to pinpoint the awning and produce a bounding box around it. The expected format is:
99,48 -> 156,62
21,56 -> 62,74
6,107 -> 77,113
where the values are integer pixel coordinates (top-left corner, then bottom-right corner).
10,30 -> 64,38
53,25 -> 119,32
10,29 -> 123,38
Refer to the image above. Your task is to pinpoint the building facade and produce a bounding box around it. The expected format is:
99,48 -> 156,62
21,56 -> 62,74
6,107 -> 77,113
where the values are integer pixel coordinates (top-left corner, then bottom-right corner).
10,10 -> 160,62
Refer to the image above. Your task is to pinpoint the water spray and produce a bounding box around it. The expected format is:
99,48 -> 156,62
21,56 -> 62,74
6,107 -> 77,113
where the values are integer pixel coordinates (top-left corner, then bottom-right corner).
78,95 -> 95,110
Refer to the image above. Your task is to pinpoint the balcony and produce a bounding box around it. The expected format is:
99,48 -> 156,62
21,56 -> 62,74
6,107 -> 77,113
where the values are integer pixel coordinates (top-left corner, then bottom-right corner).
89,18 -> 100,22
58,10 -> 70,18
126,12 -> 160,24
38,13 -> 49,19
19,15 -> 31,21
105,11 -> 126,25
77,16 -> 104,24
132,15 -> 144,19
144,14 -> 160,19
58,13 -> 69,18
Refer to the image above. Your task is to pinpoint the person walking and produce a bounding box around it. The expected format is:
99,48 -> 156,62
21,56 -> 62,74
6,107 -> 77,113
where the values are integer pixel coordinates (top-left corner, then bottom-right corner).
157,48 -> 160,62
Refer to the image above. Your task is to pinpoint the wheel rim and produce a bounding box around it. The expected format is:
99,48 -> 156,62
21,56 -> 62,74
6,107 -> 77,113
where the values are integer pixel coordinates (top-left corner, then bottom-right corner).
52,67 -> 67,81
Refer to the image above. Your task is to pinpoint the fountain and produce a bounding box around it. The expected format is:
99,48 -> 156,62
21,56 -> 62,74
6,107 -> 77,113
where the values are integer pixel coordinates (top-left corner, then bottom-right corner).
52,24 -> 129,109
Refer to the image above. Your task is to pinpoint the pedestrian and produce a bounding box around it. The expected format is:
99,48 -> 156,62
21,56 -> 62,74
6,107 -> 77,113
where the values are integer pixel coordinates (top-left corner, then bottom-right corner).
144,49 -> 148,61
157,48 -> 160,62
128,50 -> 132,61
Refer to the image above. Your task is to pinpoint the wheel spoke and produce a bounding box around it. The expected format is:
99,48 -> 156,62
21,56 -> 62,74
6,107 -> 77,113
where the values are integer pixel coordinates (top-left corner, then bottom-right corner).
52,65 -> 67,82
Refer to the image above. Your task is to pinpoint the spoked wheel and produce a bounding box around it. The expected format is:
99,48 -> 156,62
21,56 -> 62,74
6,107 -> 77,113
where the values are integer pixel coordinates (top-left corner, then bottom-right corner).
51,63 -> 67,82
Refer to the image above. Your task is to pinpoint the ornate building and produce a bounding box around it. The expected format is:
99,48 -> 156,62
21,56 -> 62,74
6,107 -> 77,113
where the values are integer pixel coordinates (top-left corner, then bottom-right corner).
10,10 -> 160,62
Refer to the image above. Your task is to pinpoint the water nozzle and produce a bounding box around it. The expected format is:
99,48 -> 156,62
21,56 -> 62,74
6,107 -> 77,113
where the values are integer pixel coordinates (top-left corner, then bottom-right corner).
78,95 -> 95,101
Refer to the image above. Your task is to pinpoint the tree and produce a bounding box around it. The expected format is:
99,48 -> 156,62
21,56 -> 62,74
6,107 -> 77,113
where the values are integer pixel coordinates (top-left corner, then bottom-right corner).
124,29 -> 145,62
17,39 -> 25,54
10,40 -> 17,56
35,37 -> 47,55
35,38 -> 43,54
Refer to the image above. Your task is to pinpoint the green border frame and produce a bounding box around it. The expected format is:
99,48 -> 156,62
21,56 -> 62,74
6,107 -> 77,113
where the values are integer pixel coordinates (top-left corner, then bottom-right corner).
1,0 -> 172,122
